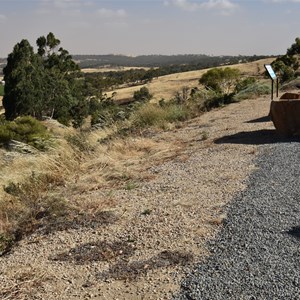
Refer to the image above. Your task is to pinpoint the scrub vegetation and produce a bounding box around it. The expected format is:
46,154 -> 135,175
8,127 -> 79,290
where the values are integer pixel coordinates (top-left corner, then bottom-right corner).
5,32 -> 300,256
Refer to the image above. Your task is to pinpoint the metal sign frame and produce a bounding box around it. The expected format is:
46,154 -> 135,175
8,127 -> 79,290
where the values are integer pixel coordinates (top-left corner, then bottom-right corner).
264,64 -> 279,100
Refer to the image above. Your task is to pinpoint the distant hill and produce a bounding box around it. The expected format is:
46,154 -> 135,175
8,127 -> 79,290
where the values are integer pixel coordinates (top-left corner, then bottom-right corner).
0,54 -> 272,75
73,54 -> 271,69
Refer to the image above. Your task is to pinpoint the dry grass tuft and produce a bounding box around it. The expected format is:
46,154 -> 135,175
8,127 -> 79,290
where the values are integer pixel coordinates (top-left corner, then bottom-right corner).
0,264 -> 54,300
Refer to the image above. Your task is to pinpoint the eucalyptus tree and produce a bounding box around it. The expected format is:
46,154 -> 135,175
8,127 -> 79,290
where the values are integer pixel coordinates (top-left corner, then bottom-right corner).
3,33 -> 88,127
3,39 -> 45,120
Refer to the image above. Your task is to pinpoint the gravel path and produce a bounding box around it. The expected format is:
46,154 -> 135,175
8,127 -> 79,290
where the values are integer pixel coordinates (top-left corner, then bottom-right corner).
2,94 -> 298,300
174,141 -> 300,300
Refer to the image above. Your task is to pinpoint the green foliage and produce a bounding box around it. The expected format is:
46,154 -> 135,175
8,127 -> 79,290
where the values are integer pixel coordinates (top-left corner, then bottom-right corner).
164,104 -> 190,123
0,116 -> 51,150
199,67 -> 240,95
3,39 -> 41,120
287,37 -> 300,56
271,37 -> 300,83
3,33 -> 87,127
133,86 -> 153,102
90,97 -> 129,128
131,102 -> 189,129
272,59 -> 295,83
234,82 -> 271,101
131,104 -> 167,128
75,54 -> 270,69
235,77 -> 257,93
0,83 -> 4,96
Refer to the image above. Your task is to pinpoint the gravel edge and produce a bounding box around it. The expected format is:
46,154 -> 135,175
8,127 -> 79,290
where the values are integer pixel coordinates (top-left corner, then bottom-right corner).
174,141 -> 300,300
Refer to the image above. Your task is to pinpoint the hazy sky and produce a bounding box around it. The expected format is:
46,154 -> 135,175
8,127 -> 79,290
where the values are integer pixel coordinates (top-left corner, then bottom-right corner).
1,0 -> 300,57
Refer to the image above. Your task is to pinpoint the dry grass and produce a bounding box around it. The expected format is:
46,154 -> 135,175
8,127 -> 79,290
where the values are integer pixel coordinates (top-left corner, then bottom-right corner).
107,58 -> 275,103
0,125 -> 85,252
0,264 -> 54,300
0,114 -> 184,254
67,134 -> 184,201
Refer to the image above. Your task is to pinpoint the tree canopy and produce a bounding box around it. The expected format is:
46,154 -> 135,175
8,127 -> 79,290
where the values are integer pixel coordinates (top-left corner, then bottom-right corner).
272,37 -> 300,83
3,32 -> 88,127
199,67 -> 240,95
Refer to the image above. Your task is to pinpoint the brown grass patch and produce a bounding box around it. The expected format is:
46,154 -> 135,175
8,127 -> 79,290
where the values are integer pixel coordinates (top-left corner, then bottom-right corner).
107,58 -> 275,103
0,264 -> 54,300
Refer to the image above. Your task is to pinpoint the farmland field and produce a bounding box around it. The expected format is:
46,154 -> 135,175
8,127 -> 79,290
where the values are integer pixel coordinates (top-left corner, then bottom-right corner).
106,57 -> 275,103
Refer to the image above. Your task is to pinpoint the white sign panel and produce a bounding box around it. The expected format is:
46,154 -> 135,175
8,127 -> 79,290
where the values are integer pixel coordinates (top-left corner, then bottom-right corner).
265,64 -> 277,80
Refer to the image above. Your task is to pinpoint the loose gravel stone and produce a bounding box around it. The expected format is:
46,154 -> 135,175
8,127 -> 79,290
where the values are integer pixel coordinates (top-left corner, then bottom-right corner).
174,141 -> 300,300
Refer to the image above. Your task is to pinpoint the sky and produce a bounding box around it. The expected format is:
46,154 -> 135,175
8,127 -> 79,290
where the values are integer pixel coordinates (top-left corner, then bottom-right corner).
1,0 -> 300,57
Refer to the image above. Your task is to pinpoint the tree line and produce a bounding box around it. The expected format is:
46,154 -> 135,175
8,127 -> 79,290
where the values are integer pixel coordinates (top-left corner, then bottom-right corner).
74,54 -> 270,69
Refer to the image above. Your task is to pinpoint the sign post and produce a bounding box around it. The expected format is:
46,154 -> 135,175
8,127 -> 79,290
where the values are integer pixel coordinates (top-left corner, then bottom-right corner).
264,64 -> 278,100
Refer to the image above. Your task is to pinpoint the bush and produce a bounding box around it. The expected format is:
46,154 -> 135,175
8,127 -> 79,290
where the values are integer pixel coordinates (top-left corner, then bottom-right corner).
0,116 -> 52,150
133,86 -> 152,103
199,67 -> 240,95
164,104 -> 190,123
90,97 -> 132,128
235,77 -> 257,93
131,102 -> 191,130
234,82 -> 271,101
132,104 -> 167,128
0,84 -> 4,96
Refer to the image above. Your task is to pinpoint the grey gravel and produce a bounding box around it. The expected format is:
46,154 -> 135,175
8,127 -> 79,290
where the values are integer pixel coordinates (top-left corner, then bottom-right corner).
175,141 -> 300,300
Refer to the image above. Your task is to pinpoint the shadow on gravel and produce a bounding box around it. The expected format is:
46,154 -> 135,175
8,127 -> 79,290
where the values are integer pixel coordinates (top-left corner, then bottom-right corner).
286,226 -> 300,240
39,211 -> 119,235
51,239 -> 193,281
50,240 -> 136,264
98,250 -> 193,281
245,115 -> 271,123
214,129 -> 300,145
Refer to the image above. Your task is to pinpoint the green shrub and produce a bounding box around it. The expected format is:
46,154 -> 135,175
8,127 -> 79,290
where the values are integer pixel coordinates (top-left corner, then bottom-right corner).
234,82 -> 271,101
164,104 -> 190,123
133,86 -> 152,103
0,84 -> 4,96
132,104 -> 167,128
199,67 -> 240,95
235,77 -> 257,93
131,102 -> 191,130
0,116 -> 52,150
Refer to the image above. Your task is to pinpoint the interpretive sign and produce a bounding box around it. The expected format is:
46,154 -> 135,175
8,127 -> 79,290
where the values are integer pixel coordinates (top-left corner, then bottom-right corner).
264,64 -> 278,100
265,64 -> 277,80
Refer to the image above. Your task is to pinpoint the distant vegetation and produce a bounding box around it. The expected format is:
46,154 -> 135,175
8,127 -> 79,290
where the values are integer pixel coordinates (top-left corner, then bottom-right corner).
81,54 -> 271,92
272,37 -> 300,83
74,54 -> 270,69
